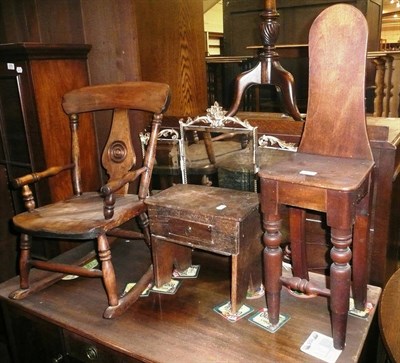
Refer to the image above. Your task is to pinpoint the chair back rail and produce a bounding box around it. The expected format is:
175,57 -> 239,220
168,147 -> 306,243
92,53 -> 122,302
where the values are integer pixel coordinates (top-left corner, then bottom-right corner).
299,5 -> 373,161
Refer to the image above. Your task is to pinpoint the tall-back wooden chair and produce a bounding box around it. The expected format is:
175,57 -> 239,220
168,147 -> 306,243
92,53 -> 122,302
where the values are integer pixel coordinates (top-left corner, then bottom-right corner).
258,4 -> 374,349
9,81 -> 170,318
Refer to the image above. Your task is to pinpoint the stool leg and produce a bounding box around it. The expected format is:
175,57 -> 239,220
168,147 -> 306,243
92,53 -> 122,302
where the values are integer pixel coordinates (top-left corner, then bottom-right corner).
173,245 -> 192,272
152,237 -> 192,287
232,216 -> 263,313
231,255 -> 240,314
289,207 -> 309,280
329,227 -> 352,350
352,192 -> 370,311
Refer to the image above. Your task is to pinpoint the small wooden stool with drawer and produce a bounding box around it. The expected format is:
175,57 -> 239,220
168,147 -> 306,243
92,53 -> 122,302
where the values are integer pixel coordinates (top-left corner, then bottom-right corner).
145,184 -> 263,313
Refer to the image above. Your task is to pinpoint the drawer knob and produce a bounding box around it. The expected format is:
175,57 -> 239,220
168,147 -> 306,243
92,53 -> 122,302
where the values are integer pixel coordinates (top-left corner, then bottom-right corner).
86,346 -> 98,360
185,226 -> 192,235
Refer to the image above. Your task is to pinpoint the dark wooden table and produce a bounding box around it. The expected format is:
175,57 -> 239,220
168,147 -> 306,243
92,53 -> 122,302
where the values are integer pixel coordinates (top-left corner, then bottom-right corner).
0,239 -> 381,362
379,267 -> 400,362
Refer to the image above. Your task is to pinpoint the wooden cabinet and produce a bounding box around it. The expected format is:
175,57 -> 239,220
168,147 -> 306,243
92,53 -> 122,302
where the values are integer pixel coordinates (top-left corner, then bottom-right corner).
2,303 -> 142,363
0,43 -> 99,262
4,298 -> 144,363
3,305 -> 65,363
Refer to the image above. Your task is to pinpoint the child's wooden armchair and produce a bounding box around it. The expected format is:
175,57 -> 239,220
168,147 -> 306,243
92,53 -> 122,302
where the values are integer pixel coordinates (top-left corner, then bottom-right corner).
9,81 -> 170,318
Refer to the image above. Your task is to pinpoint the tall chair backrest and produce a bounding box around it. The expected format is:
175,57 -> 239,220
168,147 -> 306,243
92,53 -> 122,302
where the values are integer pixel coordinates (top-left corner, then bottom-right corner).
299,4 -> 373,161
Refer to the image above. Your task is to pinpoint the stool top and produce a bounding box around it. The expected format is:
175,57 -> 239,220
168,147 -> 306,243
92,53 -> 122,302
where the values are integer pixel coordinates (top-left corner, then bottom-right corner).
146,184 -> 259,221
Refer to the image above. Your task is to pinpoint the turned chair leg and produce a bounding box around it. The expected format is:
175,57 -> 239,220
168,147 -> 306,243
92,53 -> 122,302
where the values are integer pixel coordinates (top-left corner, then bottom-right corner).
97,234 -> 119,307
263,212 -> 283,325
137,212 -> 151,248
329,226 -> 352,350
19,233 -> 31,290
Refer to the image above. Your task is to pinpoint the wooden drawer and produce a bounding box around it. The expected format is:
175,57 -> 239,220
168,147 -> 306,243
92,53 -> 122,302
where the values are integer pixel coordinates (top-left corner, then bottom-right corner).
149,210 -> 240,254
64,330 -> 142,363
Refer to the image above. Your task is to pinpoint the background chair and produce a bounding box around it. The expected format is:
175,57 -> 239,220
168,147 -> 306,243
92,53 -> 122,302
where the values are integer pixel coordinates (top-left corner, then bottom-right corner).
258,4 -> 374,350
9,81 -> 170,318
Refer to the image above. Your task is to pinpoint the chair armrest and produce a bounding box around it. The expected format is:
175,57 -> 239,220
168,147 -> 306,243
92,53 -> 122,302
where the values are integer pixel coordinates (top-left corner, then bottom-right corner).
100,166 -> 147,219
12,164 -> 74,212
100,167 -> 147,196
12,164 -> 74,189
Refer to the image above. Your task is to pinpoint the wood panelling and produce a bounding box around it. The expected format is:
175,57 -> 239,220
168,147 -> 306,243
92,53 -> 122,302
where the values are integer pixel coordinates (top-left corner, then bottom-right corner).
134,0 -> 208,116
0,0 -> 84,44
35,0 -> 85,44
0,0 -> 209,181
29,58 -> 99,199
0,1 -> 40,42
80,0 -> 143,172
80,0 -> 141,85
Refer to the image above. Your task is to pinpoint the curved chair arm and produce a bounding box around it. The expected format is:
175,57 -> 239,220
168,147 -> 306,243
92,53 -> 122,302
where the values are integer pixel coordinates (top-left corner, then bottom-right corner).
12,164 -> 75,189
12,164 -> 74,212
100,166 -> 147,219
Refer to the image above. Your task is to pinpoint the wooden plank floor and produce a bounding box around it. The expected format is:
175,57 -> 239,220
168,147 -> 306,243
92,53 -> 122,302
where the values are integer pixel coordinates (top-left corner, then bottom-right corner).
0,240 -> 381,362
